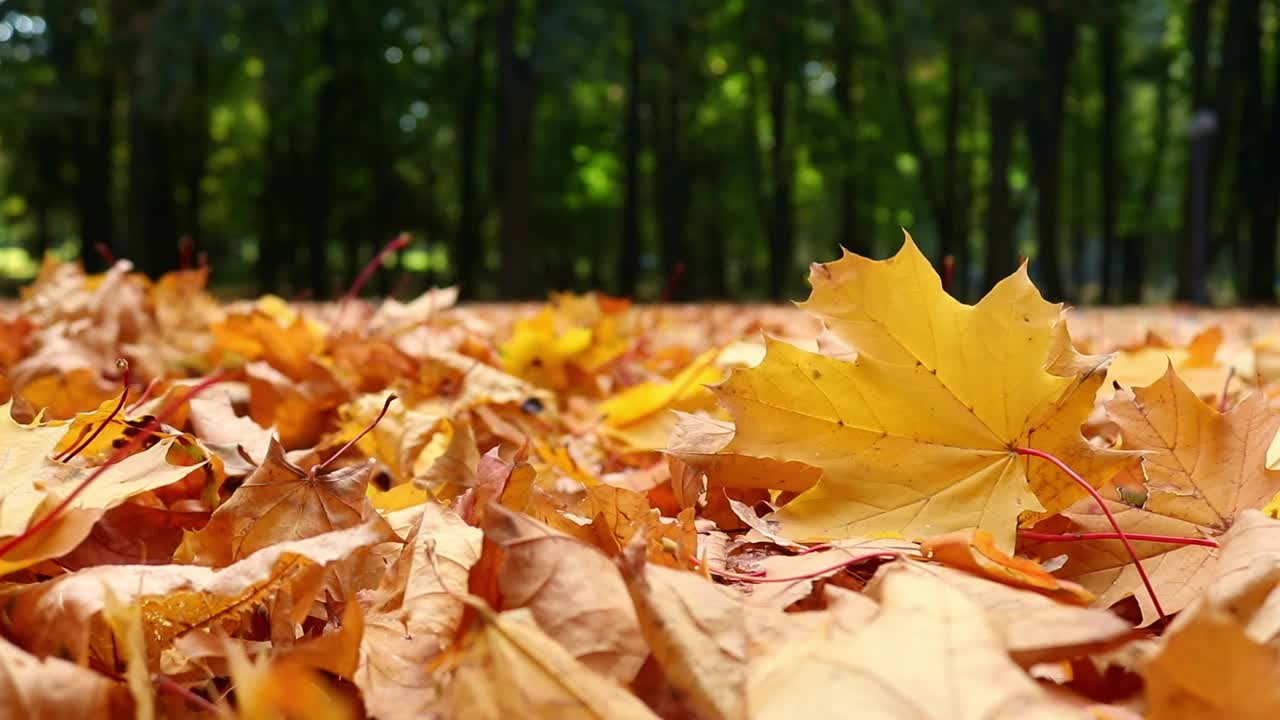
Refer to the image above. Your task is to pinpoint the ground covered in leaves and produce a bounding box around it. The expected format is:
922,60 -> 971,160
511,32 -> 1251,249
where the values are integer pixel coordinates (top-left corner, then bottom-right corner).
3,235 -> 1280,719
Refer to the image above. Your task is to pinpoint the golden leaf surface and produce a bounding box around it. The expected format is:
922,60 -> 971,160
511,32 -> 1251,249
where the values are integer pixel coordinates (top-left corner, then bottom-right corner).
715,235 -> 1124,549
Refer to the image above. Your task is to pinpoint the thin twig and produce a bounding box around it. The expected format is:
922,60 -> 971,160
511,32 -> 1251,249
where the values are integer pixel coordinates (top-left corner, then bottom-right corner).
1017,446 -> 1166,621
1019,529 -> 1219,548
309,394 -> 397,477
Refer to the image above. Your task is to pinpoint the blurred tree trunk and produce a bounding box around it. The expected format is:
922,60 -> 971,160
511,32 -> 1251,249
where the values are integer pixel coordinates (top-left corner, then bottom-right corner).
454,12 -> 486,297
941,28 -> 966,274
127,111 -> 179,276
832,0 -> 863,255
307,12 -> 338,298
1024,7 -> 1077,302
1177,0 -> 1213,301
653,12 -> 691,300
495,0 -> 537,299
1241,0 -> 1277,302
765,8 -> 795,300
75,73 -> 116,273
1127,56 -> 1169,304
182,47 -> 209,254
879,0 -> 946,265
619,3 -> 642,296
985,94 -> 1016,292
1098,16 -> 1119,303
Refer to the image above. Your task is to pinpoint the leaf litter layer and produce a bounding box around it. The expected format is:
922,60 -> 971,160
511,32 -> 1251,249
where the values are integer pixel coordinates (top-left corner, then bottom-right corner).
2,236 -> 1280,718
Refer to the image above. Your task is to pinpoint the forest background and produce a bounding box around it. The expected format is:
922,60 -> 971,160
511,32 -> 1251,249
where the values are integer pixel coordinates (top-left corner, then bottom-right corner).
0,0 -> 1277,305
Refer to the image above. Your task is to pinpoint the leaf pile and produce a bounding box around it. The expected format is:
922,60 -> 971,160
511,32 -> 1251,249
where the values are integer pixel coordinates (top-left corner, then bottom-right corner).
3,240 -> 1280,718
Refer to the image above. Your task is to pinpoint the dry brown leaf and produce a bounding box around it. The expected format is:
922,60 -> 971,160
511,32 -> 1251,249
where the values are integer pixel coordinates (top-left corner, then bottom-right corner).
483,503 -> 646,683
0,635 -> 130,719
1027,366 -> 1279,624
3,521 -> 388,665
665,412 -> 821,494
188,390 -> 276,474
899,560 -> 1137,668
356,501 -> 479,719
1142,511 -> 1280,719
922,528 -> 1094,604
183,438 -> 396,566
620,540 -> 1087,720
445,603 -> 659,720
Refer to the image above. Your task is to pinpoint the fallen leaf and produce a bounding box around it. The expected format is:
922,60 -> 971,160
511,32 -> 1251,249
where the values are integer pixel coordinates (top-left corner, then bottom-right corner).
182,439 -> 396,565
715,235 -> 1125,549
922,528 -> 1094,604
620,539 -> 1087,719
0,635 -> 130,718
483,503 -> 646,683
1142,511 -> 1280,719
3,521 -> 388,665
445,603 -> 658,720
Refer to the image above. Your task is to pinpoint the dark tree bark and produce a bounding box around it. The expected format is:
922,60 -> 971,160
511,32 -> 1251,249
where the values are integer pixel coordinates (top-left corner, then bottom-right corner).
456,13 -> 486,297
832,0 -> 864,255
765,8 -> 795,300
651,11 -> 692,300
1177,0 -> 1214,301
1126,57 -> 1170,303
1098,17 -> 1120,303
1023,8 -> 1077,302
182,48 -> 209,253
985,94 -> 1016,292
495,0 -> 537,299
940,29 -> 965,269
126,108 -> 179,276
619,3 -> 642,296
1240,0 -> 1278,302
66,12 -> 116,273
307,12 -> 338,298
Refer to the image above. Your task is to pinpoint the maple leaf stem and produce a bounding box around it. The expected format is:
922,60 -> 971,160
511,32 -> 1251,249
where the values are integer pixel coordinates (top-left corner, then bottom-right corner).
1015,446 -> 1167,621
56,359 -> 131,463
155,674 -> 224,715
343,232 -> 411,305
0,373 -> 226,562
1017,529 -> 1219,548
691,550 -> 899,584
309,394 -> 397,477
124,377 -> 162,415
1218,366 -> 1236,413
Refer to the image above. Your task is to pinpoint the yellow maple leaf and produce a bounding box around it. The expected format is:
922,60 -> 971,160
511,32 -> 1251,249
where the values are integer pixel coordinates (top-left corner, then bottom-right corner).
0,401 -> 202,576
1025,365 -> 1280,625
714,234 -> 1125,550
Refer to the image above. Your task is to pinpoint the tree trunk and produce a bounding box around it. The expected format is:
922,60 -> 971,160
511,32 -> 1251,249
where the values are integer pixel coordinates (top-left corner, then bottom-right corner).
1099,18 -> 1119,303
455,15 -> 486,297
1177,0 -> 1214,301
495,0 -> 536,299
183,47 -> 209,254
1241,0 -> 1277,302
307,14 -> 338,298
1024,8 -> 1077,301
985,94 -> 1016,292
766,10 -> 795,300
127,107 -> 179,277
76,72 -> 116,273
941,29 -> 964,266
1126,60 -> 1169,303
832,0 -> 863,255
619,5 -> 642,296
